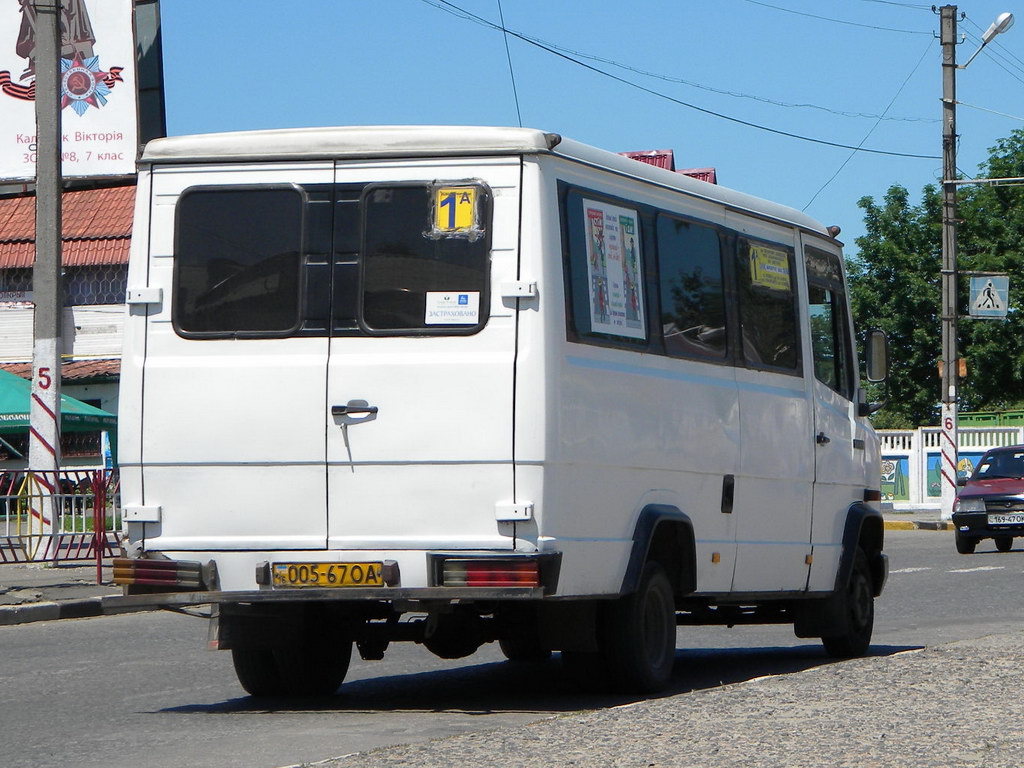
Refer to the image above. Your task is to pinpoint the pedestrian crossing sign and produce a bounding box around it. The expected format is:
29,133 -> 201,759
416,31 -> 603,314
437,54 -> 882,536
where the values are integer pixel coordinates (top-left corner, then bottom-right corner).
970,276 -> 1009,318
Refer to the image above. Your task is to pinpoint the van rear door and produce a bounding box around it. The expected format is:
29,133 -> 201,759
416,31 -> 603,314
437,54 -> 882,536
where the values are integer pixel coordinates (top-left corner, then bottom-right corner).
139,164 -> 334,551
325,160 -> 521,551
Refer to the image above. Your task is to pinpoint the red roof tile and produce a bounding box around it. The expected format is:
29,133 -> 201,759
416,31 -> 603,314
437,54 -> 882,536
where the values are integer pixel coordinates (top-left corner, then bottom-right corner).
620,150 -> 676,171
679,167 -> 718,184
0,359 -> 120,381
0,185 -> 135,268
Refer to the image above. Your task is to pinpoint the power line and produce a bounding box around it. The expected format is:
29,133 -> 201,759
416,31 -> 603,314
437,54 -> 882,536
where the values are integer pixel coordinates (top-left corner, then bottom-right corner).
737,0 -> 931,34
421,0 -> 940,159
425,0 -> 935,123
495,0 -> 522,127
856,0 -> 932,9
421,0 -> 933,122
958,100 -> 1024,122
961,19 -> 1024,80
961,29 -> 1024,88
803,39 -> 934,210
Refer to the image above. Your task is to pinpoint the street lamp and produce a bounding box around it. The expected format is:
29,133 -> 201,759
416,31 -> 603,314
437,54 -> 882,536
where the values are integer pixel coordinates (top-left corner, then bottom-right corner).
939,6 -> 1014,520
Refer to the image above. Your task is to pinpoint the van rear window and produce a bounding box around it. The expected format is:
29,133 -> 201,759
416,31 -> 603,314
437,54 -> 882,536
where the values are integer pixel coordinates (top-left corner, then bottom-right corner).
360,184 -> 490,333
173,186 -> 304,336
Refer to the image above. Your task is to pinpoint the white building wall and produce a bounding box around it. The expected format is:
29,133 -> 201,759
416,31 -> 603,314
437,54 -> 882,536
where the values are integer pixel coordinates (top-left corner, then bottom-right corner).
0,304 -> 124,360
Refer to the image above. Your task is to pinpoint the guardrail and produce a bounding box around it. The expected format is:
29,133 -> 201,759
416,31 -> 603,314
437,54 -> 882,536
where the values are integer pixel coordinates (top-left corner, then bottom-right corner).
0,469 -> 120,580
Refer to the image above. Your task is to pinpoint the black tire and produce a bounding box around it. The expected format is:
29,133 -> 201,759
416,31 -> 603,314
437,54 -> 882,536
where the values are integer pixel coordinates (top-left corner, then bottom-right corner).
231,636 -> 353,697
274,638 -> 352,696
822,548 -> 874,659
602,562 -> 677,693
499,637 -> 552,663
231,647 -> 285,697
995,535 -> 1014,553
955,531 -> 977,555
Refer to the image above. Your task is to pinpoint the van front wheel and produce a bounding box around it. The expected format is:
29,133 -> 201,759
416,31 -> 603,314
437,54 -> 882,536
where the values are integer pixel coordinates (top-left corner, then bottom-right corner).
821,548 -> 874,659
602,562 -> 677,693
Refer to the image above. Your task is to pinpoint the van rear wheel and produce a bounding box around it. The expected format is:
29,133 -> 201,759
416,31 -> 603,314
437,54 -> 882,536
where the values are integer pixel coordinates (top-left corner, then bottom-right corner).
231,635 -> 353,697
995,535 -> 1013,553
602,562 -> 676,693
231,647 -> 284,697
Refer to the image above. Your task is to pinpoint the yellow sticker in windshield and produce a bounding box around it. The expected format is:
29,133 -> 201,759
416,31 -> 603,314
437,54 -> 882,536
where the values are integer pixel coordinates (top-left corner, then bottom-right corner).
750,245 -> 791,292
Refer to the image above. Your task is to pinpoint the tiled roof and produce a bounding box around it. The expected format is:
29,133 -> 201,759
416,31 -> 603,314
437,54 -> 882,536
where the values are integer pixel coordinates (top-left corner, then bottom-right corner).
0,359 -> 120,381
0,185 -> 135,268
619,151 -> 719,185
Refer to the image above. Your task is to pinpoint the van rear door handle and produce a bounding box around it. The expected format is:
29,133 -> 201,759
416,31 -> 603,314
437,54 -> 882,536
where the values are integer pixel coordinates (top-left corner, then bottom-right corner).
815,432 -> 831,445
332,404 -> 379,416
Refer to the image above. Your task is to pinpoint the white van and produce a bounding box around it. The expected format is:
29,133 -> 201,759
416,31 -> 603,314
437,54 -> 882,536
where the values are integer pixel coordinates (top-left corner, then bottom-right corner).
116,126 -> 888,695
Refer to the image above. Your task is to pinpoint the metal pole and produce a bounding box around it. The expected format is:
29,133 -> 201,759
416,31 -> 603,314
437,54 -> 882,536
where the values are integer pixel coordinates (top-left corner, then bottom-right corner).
29,0 -> 64,559
940,5 -> 959,520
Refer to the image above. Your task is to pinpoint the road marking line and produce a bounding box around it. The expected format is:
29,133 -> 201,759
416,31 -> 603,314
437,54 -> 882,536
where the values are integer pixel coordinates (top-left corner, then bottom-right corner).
890,567 -> 932,574
949,566 -> 1006,573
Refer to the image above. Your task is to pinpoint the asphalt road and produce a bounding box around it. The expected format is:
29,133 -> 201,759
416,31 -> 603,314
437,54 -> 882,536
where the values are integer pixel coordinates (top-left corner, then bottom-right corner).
1,529 -> 1021,768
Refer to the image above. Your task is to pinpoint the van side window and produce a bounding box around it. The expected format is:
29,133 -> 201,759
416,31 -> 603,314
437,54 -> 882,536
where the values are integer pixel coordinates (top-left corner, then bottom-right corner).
656,215 -> 727,360
360,185 -> 490,333
736,238 -> 800,372
174,186 -> 304,336
563,190 -> 649,346
805,247 -> 853,399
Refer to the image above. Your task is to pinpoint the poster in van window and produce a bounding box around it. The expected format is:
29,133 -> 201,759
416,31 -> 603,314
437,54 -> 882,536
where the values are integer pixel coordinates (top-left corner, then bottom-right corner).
0,0 -> 138,181
583,200 -> 645,339
750,245 -> 791,292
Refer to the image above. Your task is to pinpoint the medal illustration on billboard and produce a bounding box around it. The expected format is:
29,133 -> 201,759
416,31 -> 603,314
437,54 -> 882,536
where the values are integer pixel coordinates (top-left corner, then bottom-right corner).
0,0 -> 123,110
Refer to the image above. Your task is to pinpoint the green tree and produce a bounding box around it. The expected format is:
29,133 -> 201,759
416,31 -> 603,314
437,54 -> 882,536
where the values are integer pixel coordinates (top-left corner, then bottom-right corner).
850,128 -> 1024,427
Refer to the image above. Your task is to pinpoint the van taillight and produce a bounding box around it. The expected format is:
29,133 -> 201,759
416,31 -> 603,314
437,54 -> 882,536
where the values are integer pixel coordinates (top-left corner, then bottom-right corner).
441,558 -> 540,588
112,557 -> 204,589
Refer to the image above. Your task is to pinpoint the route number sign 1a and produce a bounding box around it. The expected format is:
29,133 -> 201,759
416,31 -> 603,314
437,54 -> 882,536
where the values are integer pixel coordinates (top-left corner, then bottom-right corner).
434,186 -> 478,234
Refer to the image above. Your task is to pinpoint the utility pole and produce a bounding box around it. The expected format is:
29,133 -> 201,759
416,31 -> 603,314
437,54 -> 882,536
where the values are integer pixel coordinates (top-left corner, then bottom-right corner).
29,0 -> 64,559
939,4 -> 959,520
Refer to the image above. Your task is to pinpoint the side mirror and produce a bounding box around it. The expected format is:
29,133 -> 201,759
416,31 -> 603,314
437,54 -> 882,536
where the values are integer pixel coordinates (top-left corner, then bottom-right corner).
858,330 -> 889,417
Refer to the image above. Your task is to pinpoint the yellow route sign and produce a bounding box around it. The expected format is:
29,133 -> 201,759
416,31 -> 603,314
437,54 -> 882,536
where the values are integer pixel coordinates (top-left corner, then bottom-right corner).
434,186 -> 478,232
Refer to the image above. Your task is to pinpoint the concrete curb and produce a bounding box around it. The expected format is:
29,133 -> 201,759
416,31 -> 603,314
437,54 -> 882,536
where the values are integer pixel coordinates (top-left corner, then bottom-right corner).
0,597 -> 103,626
0,595 -> 154,626
884,520 -> 952,531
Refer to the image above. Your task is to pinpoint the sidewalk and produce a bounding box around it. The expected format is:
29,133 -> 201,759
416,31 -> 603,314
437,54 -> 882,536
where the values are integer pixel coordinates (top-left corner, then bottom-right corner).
882,505 -> 953,531
0,560 -> 122,625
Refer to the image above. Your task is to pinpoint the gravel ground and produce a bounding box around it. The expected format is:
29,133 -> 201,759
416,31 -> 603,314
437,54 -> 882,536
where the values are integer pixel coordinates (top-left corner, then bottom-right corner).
316,631 -> 1024,768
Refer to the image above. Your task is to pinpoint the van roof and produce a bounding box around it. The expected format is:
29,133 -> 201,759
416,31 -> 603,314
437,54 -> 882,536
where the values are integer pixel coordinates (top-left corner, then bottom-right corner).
141,125 -> 830,236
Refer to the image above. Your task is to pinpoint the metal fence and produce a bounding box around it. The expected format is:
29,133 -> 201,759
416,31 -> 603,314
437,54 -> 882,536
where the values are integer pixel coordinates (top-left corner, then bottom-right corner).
0,469 -> 120,576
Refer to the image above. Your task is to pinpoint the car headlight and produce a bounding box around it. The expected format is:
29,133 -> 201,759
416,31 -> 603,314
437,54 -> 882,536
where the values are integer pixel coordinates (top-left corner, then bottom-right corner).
955,498 -> 986,513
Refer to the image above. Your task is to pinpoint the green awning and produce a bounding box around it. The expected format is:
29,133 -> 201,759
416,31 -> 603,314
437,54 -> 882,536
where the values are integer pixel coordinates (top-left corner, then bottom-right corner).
0,368 -> 117,433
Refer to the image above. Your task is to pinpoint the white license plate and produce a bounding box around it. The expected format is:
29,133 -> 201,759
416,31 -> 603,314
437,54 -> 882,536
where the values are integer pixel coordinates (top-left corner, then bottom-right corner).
987,513 -> 1024,525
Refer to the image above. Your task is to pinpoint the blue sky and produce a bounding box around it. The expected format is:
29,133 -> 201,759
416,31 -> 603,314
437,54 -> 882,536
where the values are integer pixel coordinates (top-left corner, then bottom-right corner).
161,0 -> 1024,258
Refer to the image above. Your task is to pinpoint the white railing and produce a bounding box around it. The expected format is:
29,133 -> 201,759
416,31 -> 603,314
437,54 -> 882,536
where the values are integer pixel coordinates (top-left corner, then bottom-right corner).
878,426 -> 1024,510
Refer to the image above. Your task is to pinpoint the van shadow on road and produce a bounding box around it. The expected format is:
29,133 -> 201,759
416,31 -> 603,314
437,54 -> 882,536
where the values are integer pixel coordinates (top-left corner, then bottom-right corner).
160,643 -> 919,716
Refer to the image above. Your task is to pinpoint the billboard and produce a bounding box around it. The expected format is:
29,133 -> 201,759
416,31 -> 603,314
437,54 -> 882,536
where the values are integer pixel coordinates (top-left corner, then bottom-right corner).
0,0 -> 138,180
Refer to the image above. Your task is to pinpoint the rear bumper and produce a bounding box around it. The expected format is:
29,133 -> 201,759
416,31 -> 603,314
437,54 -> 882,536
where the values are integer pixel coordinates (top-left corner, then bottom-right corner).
102,584 -> 548,613
112,550 -> 561,608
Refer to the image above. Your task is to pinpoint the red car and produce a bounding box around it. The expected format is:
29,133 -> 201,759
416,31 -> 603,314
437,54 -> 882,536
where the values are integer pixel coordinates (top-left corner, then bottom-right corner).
953,445 -> 1024,554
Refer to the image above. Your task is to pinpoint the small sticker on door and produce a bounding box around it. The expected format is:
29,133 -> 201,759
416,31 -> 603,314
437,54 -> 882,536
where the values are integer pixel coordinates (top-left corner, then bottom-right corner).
424,291 -> 480,325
